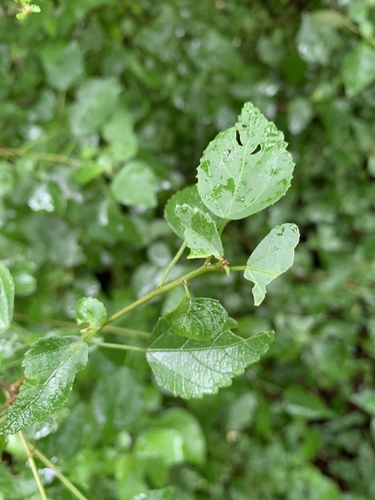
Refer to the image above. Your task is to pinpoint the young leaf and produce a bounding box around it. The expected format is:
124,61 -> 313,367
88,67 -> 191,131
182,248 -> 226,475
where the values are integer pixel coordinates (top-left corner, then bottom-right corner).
0,265 -> 15,334
164,185 -> 220,240
244,223 -> 299,306
0,336 -> 88,435
147,318 -> 273,398
75,297 -> 107,335
164,297 -> 235,340
111,161 -> 157,208
175,204 -> 224,259
197,102 -> 294,220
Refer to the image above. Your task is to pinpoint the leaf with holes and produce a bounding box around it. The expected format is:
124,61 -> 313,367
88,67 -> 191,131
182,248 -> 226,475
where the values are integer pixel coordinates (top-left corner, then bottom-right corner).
164,297 -> 236,340
0,336 -> 88,435
0,265 -> 15,334
146,318 -> 273,398
244,223 -> 299,306
197,102 -> 295,220
76,297 -> 107,335
174,204 -> 224,259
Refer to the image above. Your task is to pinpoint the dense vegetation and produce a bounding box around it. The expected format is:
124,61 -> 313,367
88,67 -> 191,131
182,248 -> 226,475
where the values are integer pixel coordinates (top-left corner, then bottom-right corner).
1,0 -> 375,498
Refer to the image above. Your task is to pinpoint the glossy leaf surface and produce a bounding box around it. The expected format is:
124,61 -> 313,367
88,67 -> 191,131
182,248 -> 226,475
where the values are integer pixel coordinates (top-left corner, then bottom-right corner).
147,318 -> 273,398
0,336 -> 88,435
175,204 -> 223,259
244,224 -> 299,306
197,103 -> 294,220
164,297 -> 235,340
0,265 -> 14,334
75,297 -> 107,335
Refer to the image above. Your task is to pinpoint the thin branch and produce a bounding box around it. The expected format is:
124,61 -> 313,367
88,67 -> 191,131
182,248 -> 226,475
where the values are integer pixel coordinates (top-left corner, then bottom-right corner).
0,147 -> 80,168
19,432 -> 48,500
97,342 -> 147,352
157,240 -> 187,287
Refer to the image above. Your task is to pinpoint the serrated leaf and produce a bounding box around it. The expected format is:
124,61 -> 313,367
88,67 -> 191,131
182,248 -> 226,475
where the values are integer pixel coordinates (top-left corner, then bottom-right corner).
175,205 -> 223,259
147,318 -> 273,398
0,336 -> 88,435
244,223 -> 299,306
75,297 -> 107,335
111,161 -> 157,208
197,102 -> 294,220
164,297 -> 234,340
0,265 -> 15,334
164,185 -> 220,240
342,43 -> 375,97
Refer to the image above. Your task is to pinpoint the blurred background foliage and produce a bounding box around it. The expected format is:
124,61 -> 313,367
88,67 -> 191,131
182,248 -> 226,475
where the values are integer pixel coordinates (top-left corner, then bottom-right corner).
1,0 -> 375,498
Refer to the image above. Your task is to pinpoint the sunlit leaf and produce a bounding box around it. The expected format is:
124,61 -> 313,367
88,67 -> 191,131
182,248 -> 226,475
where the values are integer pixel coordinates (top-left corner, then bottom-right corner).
147,318 -> 273,398
244,223 -> 299,306
0,265 -> 15,334
197,102 -> 294,220
164,297 -> 235,340
0,337 -> 88,435
175,204 -> 223,259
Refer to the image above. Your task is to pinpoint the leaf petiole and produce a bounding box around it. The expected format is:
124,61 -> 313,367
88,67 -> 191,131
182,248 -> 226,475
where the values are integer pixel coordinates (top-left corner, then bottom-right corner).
18,432 -> 48,500
157,240 -> 188,287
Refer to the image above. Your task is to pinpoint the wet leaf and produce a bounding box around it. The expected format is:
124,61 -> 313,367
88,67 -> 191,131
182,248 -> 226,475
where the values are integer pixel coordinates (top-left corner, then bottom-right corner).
175,204 -> 224,259
0,336 -> 88,435
75,297 -> 107,335
197,102 -> 294,220
244,224 -> 299,306
147,318 -> 273,398
0,265 -> 15,334
164,297 -> 235,340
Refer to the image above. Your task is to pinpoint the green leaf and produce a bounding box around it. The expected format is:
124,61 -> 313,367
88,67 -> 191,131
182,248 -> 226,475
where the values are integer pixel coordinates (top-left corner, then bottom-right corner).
164,297 -> 235,340
351,389 -> 375,417
102,109 -> 138,162
147,318 -> 273,398
244,223 -> 299,306
40,41 -> 84,91
175,204 -> 224,259
111,161 -> 157,208
284,387 -> 337,420
0,336 -> 88,435
69,78 -> 121,137
0,265 -> 15,334
342,43 -> 375,97
73,162 -> 111,184
164,185 -> 220,240
75,297 -> 107,335
197,102 -> 294,220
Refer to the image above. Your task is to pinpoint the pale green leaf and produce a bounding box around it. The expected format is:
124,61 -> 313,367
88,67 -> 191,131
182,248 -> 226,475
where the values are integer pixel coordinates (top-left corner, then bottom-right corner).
197,102 -> 294,220
40,41 -> 84,91
0,336 -> 88,435
102,109 -> 138,162
147,318 -> 273,398
111,161 -> 157,208
175,204 -> 223,259
75,297 -> 107,335
342,43 -> 375,97
0,265 -> 15,334
244,223 -> 299,306
164,297 -> 235,340
164,185 -> 220,240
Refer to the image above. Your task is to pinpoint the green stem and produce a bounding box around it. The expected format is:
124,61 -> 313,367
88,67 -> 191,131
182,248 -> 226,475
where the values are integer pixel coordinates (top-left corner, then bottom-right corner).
0,147 -> 80,168
106,264 -> 219,325
230,266 -> 248,271
97,342 -> 147,352
18,432 -> 48,500
32,447 -> 89,500
157,240 -> 187,287
218,218 -> 229,236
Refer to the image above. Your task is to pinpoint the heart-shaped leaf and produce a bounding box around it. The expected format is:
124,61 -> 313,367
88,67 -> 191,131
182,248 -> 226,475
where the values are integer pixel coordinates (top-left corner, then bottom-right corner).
147,318 -> 273,398
0,336 -> 88,435
0,265 -> 15,334
244,223 -> 300,305
197,102 -> 294,220
164,297 -> 236,340
175,204 -> 224,259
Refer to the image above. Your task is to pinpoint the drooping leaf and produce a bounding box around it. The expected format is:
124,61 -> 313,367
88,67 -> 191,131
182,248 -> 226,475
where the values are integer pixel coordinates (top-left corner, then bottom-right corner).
111,161 -> 157,208
244,223 -> 299,306
174,204 -> 223,259
147,318 -> 273,398
164,185 -> 220,240
342,42 -> 375,97
0,336 -> 88,435
164,297 -> 235,340
0,265 -> 15,334
75,297 -> 107,335
197,102 -> 294,220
